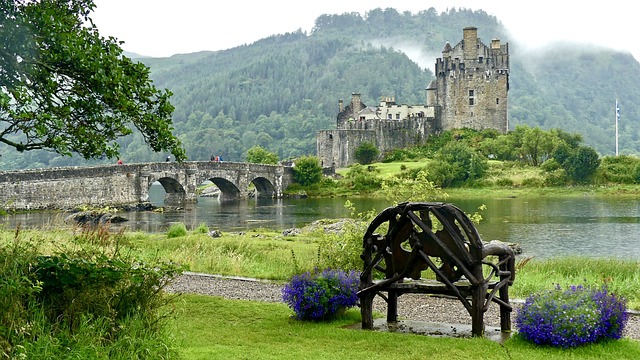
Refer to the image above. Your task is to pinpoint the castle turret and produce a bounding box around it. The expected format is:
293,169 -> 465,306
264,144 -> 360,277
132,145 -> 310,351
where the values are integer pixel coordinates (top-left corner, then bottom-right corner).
491,38 -> 501,50
351,93 -> 364,118
426,79 -> 437,106
435,26 -> 509,133
463,26 -> 478,61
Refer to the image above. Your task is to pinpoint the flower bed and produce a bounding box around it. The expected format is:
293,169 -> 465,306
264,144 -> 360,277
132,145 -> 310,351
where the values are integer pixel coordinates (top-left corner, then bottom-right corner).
282,269 -> 359,321
515,284 -> 629,348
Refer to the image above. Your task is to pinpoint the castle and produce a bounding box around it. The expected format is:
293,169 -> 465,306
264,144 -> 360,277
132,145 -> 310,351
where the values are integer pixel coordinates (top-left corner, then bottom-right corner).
316,27 -> 510,168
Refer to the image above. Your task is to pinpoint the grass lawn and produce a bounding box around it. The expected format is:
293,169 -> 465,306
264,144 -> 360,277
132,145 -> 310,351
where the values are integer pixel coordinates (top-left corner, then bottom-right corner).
170,294 -> 640,360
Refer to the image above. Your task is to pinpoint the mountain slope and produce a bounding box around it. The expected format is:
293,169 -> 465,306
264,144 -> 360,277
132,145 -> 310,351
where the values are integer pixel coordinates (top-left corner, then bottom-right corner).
2,7 -> 638,170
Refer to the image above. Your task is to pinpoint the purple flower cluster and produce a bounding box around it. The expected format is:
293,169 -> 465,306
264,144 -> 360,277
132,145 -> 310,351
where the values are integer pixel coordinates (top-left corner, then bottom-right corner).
282,269 -> 359,321
515,284 -> 629,348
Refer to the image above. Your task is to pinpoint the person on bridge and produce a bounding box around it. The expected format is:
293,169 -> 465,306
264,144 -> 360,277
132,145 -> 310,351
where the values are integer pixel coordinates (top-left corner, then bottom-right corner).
166,155 -> 170,162
117,159 -> 123,165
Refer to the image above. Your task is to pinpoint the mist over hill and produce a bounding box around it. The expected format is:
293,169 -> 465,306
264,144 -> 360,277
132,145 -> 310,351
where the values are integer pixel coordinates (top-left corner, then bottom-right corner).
2,7 -> 638,170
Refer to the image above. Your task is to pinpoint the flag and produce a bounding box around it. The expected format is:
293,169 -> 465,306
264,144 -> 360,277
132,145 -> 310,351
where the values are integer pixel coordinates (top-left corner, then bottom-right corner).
616,100 -> 620,156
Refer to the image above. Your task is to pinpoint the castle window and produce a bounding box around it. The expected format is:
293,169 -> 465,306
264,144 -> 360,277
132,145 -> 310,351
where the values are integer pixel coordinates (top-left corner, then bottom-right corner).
328,134 -> 333,140
496,98 -> 500,104
396,113 -> 401,120
469,98 -> 474,106
469,90 -> 474,97
478,57 -> 483,63
388,114 -> 392,120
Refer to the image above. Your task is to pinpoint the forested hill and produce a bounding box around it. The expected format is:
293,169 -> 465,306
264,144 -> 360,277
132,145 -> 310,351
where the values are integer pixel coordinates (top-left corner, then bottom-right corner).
3,7 -> 639,170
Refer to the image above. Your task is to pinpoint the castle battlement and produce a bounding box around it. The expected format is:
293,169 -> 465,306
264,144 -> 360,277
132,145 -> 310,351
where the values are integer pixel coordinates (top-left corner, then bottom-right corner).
317,27 -> 509,168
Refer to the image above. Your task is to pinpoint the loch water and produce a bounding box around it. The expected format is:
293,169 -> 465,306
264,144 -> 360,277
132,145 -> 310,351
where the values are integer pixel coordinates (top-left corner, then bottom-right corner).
3,184 -> 640,259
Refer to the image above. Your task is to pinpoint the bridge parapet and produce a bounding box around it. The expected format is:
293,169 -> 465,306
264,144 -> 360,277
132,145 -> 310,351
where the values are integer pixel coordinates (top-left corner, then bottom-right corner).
0,161 -> 295,210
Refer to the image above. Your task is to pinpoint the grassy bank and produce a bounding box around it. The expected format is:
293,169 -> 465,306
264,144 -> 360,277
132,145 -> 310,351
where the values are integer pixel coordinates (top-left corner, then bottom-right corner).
302,159 -> 640,200
2,225 -> 639,359
170,295 -> 640,360
6,228 -> 637,309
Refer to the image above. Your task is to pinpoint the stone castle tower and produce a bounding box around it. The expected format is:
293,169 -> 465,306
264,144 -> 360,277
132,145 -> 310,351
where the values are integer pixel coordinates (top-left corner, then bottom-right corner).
434,26 -> 509,131
316,27 -> 509,168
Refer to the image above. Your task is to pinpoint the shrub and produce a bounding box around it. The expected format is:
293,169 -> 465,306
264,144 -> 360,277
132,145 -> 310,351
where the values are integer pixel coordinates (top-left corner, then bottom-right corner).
167,223 -> 187,238
292,156 -> 323,186
1,228 -> 182,358
282,269 -> 359,321
596,155 -> 640,184
495,178 -> 514,186
195,223 -> 209,234
342,164 -> 382,191
354,141 -> 379,165
515,284 -> 628,348
544,168 -> 568,186
521,177 -> 544,187
245,145 -> 279,165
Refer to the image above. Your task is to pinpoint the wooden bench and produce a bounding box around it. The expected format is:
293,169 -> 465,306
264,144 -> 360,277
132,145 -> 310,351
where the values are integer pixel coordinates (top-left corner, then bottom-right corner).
357,202 -> 516,337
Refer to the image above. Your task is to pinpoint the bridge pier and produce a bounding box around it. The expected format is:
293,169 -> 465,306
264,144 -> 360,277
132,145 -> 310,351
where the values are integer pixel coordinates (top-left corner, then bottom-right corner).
0,161 -> 294,211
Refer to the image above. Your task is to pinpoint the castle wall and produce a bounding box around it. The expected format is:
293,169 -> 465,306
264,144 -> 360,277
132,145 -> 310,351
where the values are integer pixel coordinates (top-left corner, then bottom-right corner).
436,27 -> 509,132
317,117 -> 436,168
317,27 -> 508,169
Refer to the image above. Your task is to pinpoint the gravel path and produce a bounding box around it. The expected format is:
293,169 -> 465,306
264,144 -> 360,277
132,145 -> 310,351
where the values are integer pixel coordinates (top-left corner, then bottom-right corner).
166,272 -> 640,341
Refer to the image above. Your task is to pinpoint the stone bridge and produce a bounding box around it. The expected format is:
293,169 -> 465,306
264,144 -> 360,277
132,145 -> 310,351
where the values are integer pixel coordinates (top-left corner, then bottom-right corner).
0,161 -> 295,211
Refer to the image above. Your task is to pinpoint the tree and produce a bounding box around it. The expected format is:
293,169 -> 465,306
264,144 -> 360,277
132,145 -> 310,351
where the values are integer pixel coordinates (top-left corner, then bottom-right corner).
429,141 -> 488,187
245,145 -> 278,165
520,126 -> 555,166
292,156 -> 322,186
564,146 -> 601,184
0,0 -> 185,160
354,141 -> 379,165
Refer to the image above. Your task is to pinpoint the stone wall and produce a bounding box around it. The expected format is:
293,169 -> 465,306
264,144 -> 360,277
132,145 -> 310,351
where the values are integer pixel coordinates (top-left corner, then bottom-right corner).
0,162 -> 295,211
0,164 -> 144,210
316,26 -> 508,169
317,117 -> 436,168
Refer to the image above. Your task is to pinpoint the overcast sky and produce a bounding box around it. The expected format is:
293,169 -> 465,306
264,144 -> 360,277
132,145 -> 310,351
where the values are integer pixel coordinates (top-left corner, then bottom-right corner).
91,0 -> 637,61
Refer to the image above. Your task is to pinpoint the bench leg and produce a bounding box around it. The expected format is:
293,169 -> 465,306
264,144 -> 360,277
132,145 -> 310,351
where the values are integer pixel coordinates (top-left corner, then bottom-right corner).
471,283 -> 487,337
387,291 -> 398,322
360,292 -> 374,329
499,284 -> 511,332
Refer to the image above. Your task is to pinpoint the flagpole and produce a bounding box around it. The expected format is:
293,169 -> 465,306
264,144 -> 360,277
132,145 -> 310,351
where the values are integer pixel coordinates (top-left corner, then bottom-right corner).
615,99 -> 619,156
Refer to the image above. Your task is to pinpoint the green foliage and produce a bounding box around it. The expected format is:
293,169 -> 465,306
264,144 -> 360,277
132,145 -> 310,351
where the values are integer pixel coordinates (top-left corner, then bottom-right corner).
245,145 -> 279,165
342,164 -> 383,191
167,223 -> 188,238
195,223 -> 210,234
516,284 -> 628,348
354,141 -> 379,165
315,202 -> 376,271
281,269 -> 359,321
544,168 -> 569,186
564,146 -> 601,184
292,156 -> 323,186
315,223 -> 366,272
382,147 -> 421,162
0,227 -> 182,359
381,167 -> 446,203
428,141 -> 488,187
495,178 -> 514,186
0,0 -> 185,161
596,155 -> 640,184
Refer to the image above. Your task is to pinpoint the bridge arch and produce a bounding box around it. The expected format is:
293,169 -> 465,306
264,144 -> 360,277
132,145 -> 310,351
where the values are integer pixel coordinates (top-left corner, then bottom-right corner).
250,176 -> 277,198
0,161 -> 295,210
205,177 -> 241,200
149,176 -> 187,204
